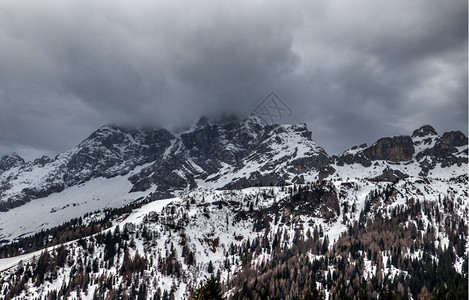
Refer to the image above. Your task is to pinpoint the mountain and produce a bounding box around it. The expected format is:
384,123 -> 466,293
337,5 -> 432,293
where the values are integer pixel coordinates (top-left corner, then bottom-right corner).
319,124 -> 467,182
0,115 -> 328,243
0,119 -> 467,300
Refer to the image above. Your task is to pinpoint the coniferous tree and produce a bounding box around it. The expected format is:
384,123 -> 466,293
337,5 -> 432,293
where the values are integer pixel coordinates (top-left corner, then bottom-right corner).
191,275 -> 224,300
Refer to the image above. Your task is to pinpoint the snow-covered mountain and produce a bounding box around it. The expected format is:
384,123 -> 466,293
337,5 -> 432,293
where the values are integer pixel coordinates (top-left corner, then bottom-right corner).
319,124 -> 467,182
0,118 -> 467,299
0,115 -> 328,243
0,115 -> 328,212
0,125 -> 172,212
0,120 -> 466,245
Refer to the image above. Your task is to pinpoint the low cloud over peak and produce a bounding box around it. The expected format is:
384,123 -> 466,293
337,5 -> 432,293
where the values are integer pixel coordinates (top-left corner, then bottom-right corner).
0,0 -> 467,160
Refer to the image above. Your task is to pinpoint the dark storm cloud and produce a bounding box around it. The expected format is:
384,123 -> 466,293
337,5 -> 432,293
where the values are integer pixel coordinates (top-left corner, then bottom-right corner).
0,0 -> 466,160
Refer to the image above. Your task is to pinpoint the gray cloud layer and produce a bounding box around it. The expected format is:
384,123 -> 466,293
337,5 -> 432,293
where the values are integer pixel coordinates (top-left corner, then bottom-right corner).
0,0 -> 467,160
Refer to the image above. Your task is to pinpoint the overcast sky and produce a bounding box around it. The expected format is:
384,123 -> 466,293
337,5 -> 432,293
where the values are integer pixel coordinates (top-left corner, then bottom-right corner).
0,0 -> 467,160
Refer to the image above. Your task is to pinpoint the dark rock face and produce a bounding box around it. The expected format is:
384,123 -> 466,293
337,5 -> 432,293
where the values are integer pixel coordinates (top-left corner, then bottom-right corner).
290,155 -> 330,174
65,126 -> 173,182
129,153 -> 198,196
416,141 -> 466,172
325,135 -> 416,175
336,152 -> 371,168
33,156 -> 52,166
369,168 -> 408,183
0,197 -> 29,212
216,123 -> 329,190
441,131 -> 468,147
363,136 -> 414,162
412,129 -> 468,176
418,158 -> 437,177
416,142 -> 457,160
129,117 -> 330,198
0,154 -> 25,174
412,125 -> 437,138
318,164 -> 336,181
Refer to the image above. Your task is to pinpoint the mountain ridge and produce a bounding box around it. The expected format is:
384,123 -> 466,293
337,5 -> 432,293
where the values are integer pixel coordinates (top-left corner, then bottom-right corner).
0,118 -> 467,299
0,119 -> 466,213
0,115 -> 330,212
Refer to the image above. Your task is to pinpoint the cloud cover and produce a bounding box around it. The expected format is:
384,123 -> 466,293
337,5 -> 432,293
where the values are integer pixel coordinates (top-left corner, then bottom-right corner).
0,0 -> 467,160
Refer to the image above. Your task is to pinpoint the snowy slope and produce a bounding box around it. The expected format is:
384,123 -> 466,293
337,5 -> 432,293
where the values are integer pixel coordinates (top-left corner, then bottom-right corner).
0,198 -> 176,273
0,170 -> 467,299
0,173 -> 154,244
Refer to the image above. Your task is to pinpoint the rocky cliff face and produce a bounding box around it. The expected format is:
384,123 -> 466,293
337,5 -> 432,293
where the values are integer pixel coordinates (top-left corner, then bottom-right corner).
319,125 -> 467,181
0,154 -> 25,174
362,136 -> 415,162
0,115 -> 329,211
128,116 -> 329,197
441,130 -> 468,147
1,121 -> 466,213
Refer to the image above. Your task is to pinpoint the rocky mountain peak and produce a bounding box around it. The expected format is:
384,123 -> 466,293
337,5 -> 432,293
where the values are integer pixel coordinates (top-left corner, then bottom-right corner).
441,131 -> 468,147
0,154 -> 25,173
135,118 -> 326,193
319,124 -> 467,181
33,155 -> 52,166
412,125 -> 437,138
267,123 -> 311,139
349,143 -> 368,151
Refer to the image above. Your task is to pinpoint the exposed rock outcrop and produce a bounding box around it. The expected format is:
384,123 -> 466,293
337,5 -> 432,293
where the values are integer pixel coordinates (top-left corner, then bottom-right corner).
363,136 -> 415,162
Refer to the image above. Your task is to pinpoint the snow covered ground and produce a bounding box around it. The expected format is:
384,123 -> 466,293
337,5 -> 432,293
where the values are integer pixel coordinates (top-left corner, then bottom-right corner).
0,175 -> 154,244
0,197 -> 178,272
0,249 -> 45,272
0,174 -> 467,299
118,197 -> 180,226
